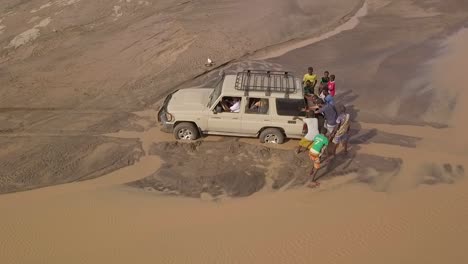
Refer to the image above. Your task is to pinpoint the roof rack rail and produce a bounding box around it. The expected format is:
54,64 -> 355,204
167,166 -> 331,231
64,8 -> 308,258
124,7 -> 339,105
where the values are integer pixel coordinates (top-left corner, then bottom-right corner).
234,70 -> 297,98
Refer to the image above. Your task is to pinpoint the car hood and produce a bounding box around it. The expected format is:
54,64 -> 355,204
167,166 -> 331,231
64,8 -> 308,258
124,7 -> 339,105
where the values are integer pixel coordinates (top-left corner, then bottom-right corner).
167,88 -> 213,113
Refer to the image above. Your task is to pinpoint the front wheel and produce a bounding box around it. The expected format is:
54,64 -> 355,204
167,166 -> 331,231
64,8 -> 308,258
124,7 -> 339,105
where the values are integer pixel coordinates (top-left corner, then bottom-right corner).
259,128 -> 285,144
173,122 -> 200,141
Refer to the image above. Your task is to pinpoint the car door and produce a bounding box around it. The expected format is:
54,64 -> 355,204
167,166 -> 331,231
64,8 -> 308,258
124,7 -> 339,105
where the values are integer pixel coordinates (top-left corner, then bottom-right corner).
207,96 -> 243,133
270,98 -> 305,138
241,97 -> 271,134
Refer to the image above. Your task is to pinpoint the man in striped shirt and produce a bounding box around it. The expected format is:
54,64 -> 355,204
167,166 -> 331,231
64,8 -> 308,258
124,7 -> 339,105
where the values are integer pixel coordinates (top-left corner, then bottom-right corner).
330,105 -> 351,156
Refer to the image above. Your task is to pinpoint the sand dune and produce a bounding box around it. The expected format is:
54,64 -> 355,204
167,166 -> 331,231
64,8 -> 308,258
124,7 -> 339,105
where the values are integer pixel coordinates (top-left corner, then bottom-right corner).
1,0 -> 468,263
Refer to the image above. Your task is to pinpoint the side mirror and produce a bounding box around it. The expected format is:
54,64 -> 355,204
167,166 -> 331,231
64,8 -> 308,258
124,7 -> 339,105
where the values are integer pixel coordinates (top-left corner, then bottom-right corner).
213,108 -> 218,114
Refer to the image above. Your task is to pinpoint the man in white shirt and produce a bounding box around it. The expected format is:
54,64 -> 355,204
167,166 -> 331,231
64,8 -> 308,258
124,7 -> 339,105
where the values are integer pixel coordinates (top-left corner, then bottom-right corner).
229,97 -> 241,113
293,113 -> 319,154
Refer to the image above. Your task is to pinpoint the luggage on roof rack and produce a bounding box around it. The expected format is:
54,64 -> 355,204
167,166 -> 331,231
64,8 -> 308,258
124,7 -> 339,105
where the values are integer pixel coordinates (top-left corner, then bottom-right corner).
234,70 -> 297,98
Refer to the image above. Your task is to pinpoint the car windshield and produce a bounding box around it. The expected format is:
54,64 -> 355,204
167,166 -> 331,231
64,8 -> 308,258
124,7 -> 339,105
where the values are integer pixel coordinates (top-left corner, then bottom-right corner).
208,77 -> 223,108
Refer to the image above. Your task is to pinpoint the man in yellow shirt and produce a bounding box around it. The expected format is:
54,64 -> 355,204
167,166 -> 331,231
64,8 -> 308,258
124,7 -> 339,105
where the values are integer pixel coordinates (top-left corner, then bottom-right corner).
303,67 -> 318,95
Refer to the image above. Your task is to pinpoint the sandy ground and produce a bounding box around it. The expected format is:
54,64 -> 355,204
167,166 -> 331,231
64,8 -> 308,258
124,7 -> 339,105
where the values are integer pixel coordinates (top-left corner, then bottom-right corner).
0,0 -> 363,193
1,0 -> 468,263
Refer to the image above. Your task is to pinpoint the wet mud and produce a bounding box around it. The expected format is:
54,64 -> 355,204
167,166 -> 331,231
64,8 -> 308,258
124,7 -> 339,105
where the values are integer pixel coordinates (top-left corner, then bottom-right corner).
130,139 -> 404,198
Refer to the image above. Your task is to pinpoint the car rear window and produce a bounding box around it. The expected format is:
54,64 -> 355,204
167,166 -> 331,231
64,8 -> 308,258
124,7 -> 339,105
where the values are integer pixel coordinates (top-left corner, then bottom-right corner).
276,98 -> 306,116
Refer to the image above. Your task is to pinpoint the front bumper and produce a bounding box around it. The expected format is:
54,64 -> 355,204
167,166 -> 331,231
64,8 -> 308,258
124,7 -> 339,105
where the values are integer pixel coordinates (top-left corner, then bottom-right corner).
157,90 -> 178,133
160,123 -> 174,133
158,109 -> 175,133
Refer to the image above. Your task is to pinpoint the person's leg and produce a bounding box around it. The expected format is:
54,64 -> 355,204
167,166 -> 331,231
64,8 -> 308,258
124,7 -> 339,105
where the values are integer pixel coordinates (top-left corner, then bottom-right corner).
329,142 -> 338,158
324,123 -> 329,136
330,136 -> 340,158
296,139 -> 304,154
342,140 -> 349,155
295,146 -> 304,154
308,169 -> 320,187
309,166 -> 316,178
308,170 -> 320,187
307,156 -> 321,188
341,134 -> 349,155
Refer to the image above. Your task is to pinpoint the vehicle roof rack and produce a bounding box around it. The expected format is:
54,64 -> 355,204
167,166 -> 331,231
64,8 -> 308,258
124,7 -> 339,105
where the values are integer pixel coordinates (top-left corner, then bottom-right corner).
234,70 -> 297,98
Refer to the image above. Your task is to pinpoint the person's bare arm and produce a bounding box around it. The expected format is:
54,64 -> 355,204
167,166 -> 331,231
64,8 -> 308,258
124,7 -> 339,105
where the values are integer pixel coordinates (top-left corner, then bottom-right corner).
293,116 -> 304,122
310,78 -> 317,87
311,105 -> 320,111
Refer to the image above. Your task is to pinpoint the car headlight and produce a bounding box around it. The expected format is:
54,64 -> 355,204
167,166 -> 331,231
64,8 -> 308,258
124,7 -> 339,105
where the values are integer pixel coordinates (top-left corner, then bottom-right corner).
165,112 -> 174,122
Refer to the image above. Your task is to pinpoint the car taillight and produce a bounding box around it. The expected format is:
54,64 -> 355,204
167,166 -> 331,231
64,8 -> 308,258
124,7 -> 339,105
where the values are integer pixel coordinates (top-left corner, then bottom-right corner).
302,123 -> 307,134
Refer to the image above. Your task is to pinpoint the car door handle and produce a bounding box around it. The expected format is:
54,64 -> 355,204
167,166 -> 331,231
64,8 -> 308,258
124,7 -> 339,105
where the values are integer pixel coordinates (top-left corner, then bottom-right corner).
212,117 -> 221,119
232,117 -> 239,120
264,120 -> 270,121
288,120 -> 296,124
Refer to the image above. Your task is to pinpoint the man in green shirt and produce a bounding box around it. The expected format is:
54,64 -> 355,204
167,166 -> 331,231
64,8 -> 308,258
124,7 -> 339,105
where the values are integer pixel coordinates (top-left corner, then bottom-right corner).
307,127 -> 329,188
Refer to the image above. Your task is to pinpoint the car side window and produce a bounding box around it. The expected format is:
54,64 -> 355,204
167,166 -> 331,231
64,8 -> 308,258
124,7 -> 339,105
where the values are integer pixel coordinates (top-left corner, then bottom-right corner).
276,98 -> 306,116
215,96 -> 242,113
245,98 -> 269,114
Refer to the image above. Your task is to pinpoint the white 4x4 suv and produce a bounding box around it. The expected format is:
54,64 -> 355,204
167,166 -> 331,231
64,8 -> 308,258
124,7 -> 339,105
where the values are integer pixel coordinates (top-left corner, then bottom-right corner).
158,70 -> 307,144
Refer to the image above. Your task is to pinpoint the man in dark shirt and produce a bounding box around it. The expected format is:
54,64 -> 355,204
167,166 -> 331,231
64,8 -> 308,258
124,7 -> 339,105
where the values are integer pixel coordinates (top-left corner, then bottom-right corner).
318,71 -> 330,95
313,101 -> 337,135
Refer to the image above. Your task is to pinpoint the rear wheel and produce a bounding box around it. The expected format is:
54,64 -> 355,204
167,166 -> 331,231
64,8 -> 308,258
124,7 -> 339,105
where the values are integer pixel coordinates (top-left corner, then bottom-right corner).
259,128 -> 284,144
173,122 -> 200,141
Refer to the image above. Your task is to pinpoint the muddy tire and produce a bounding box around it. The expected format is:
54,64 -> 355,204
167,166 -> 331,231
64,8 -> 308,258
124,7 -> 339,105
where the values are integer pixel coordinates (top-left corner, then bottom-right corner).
173,122 -> 200,141
259,128 -> 284,144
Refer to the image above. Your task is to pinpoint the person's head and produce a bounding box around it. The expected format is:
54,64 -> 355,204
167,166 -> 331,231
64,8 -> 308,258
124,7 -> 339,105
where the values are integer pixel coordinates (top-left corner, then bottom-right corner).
233,97 -> 240,102
322,88 -> 329,96
324,71 -> 329,77
320,127 -> 328,135
330,74 -> 335,81
308,67 -> 314,74
317,98 -> 325,106
319,98 -> 325,104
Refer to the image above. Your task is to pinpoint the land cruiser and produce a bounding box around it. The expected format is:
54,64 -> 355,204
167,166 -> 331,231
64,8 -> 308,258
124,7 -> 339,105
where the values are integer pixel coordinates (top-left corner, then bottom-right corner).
158,70 -> 308,144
